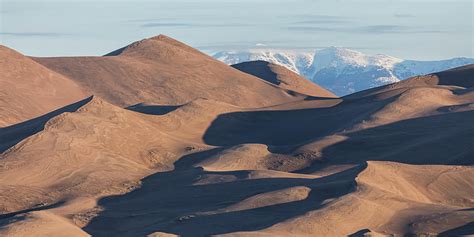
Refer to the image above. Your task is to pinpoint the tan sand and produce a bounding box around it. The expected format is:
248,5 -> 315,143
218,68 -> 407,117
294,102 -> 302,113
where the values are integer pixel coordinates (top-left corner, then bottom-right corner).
33,35 -> 311,108
0,36 -> 473,236
0,46 -> 88,127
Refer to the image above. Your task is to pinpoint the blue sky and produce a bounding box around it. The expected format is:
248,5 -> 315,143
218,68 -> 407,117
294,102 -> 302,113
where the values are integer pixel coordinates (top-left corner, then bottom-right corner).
0,0 -> 472,60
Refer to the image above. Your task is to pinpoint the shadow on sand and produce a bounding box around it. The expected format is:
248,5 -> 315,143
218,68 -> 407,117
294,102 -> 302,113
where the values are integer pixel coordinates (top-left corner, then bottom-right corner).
85,102 -> 473,236
0,201 -> 66,221
0,96 -> 93,153
84,147 -> 363,236
126,103 -> 181,115
203,106 -> 474,169
202,98 -> 386,147
440,221 -> 474,236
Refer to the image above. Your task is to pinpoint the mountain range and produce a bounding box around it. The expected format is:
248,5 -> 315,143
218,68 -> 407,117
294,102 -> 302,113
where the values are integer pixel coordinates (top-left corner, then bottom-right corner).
214,47 -> 474,95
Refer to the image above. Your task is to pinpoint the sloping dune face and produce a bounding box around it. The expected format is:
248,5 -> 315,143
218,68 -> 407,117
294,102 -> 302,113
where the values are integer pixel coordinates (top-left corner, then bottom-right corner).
33,35 -> 307,108
1,36 -> 473,237
0,46 -> 88,127
0,97 -> 190,212
232,60 -> 337,98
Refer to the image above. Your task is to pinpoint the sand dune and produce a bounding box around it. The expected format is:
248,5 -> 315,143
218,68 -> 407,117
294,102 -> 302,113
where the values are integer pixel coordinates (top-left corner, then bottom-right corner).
0,97 -> 193,214
0,211 -> 89,237
1,36 -> 473,236
33,35 -> 310,108
250,162 -> 474,236
232,60 -> 337,98
196,144 -> 272,171
0,46 -> 88,127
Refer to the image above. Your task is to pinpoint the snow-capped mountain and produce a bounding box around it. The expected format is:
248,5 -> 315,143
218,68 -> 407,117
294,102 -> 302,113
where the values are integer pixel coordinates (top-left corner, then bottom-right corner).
213,48 -> 474,96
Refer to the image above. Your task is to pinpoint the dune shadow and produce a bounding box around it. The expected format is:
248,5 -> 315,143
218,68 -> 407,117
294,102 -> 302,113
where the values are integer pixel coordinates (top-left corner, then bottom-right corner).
83,148 -> 365,236
202,99 -> 384,147
173,147 -> 228,171
433,65 -> 474,88
291,109 -> 474,174
304,95 -> 340,101
202,103 -> 473,174
231,60 -> 280,85
0,96 -> 93,153
439,221 -> 474,236
126,103 -> 181,115
315,110 -> 474,167
348,228 -> 371,237
0,201 -> 65,221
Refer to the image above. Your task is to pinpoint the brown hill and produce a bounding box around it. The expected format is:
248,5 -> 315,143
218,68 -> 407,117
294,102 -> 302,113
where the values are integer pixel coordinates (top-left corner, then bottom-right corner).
33,35 -> 307,108
0,97 -> 199,230
0,46 -> 88,127
232,60 -> 337,98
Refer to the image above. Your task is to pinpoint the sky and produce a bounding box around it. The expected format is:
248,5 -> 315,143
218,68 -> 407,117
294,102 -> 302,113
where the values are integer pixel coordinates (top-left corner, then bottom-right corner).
0,0 -> 472,60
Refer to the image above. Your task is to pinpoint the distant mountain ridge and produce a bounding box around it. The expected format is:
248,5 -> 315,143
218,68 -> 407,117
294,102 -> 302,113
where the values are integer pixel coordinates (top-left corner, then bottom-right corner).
213,48 -> 474,96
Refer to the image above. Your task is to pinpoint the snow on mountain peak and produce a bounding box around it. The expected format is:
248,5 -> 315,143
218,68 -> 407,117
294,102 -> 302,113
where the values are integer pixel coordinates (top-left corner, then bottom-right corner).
313,47 -> 403,70
213,48 -> 474,96
213,50 -> 314,75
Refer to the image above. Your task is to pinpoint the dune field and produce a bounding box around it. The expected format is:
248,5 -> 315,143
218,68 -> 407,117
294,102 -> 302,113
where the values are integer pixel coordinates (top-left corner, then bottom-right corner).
0,35 -> 473,236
